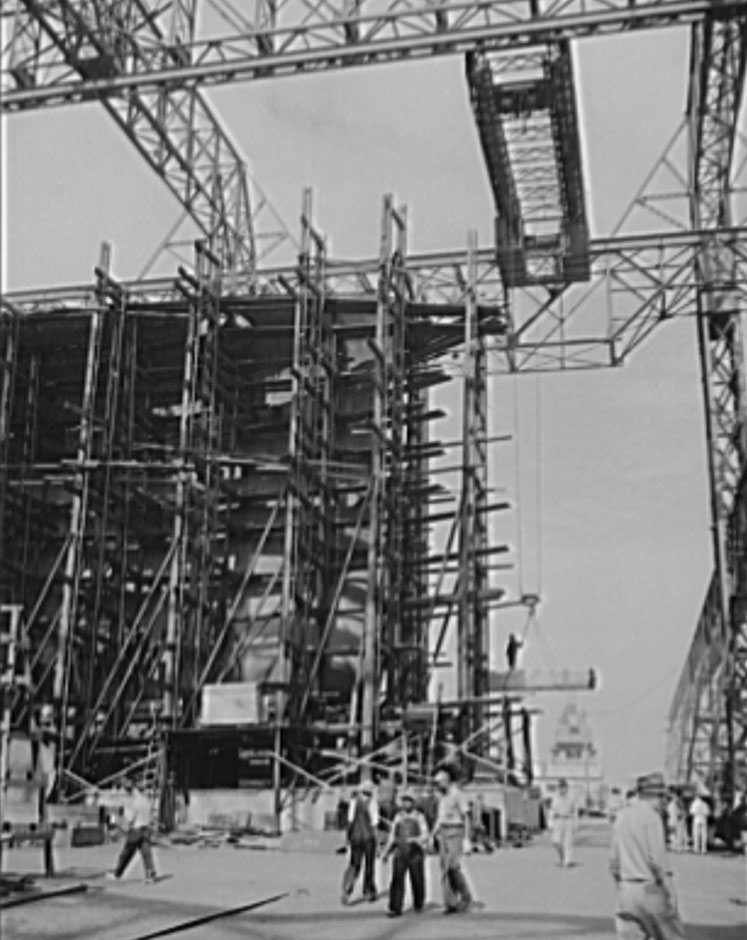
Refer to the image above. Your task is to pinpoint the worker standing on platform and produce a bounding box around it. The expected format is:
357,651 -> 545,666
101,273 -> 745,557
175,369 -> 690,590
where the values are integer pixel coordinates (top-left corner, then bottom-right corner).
341,780 -> 379,904
106,777 -> 158,883
432,767 -> 472,914
506,633 -> 523,671
381,789 -> 429,917
549,778 -> 577,867
609,772 -> 684,940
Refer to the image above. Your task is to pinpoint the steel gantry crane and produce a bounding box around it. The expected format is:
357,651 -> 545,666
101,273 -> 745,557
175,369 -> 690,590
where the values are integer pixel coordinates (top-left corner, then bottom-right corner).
2,0 -> 292,283
2,1 -> 747,799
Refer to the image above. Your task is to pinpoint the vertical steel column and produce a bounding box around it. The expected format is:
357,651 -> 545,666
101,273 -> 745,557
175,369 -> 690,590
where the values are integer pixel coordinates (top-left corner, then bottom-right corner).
54,252 -> 105,768
362,195 -> 407,751
362,202 -> 390,754
384,203 -> 408,707
191,243 -> 222,704
0,309 -> 18,597
687,13 -> 747,797
85,253 -> 127,714
283,188 -> 332,725
458,231 -> 490,744
280,201 -> 306,727
402,354 -> 428,704
164,254 -> 199,724
0,605 -> 23,867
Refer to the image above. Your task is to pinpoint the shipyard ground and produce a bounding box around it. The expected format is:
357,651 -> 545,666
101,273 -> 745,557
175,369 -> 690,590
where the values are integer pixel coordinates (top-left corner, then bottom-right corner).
2,820 -> 744,940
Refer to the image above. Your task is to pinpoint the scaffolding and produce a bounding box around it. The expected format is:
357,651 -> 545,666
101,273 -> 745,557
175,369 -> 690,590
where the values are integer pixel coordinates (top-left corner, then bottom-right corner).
3,0 -> 745,807
0,195 -> 512,799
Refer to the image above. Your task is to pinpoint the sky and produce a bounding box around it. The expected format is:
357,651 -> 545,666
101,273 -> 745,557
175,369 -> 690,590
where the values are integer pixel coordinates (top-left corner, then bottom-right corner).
3,22 -> 738,784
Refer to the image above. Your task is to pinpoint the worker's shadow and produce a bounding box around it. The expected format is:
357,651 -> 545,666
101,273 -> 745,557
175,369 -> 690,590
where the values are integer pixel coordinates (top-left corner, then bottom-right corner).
249,909 -> 747,940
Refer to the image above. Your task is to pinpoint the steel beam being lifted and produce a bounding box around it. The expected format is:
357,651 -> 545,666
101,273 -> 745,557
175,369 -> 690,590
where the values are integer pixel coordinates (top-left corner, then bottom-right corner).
0,1 -> 732,110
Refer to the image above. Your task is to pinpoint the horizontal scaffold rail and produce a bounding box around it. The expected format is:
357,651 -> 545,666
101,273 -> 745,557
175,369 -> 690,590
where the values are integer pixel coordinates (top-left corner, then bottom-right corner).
5,225 -> 747,372
0,1 -> 732,110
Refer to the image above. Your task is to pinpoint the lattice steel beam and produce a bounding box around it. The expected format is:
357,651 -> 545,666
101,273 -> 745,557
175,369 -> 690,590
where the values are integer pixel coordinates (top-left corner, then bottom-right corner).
6,227 -> 747,373
1,0 -> 733,110
467,40 -> 589,288
3,0 -> 268,282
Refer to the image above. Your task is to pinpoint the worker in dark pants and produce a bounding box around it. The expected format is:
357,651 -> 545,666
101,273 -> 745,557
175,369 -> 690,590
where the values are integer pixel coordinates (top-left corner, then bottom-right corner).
106,777 -> 158,883
341,780 -> 378,904
506,633 -> 523,671
382,789 -> 429,917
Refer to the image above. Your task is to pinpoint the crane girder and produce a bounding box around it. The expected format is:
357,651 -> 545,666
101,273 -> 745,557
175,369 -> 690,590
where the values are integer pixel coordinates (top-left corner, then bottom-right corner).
4,0 -> 258,283
1,1 -> 740,110
6,226 -> 747,374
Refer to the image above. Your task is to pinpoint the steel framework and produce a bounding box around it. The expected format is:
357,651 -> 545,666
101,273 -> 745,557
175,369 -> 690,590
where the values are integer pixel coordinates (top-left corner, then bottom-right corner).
1,1 -> 736,109
2,0 -> 747,798
667,13 -> 747,798
1,196 -> 514,789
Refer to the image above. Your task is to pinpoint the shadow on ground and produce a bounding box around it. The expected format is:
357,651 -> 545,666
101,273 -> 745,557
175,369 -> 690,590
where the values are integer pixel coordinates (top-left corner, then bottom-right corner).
5,890 -> 744,940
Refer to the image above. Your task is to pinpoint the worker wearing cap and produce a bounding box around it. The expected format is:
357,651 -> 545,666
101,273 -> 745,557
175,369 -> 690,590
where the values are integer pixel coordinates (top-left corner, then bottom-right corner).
341,780 -> 379,904
432,767 -> 472,914
549,778 -> 577,867
382,789 -> 429,917
610,772 -> 685,940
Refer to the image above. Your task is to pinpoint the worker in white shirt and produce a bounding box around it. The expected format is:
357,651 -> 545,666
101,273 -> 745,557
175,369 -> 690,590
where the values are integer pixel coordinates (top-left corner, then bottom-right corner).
432,767 -> 472,914
107,777 -> 158,883
610,772 -> 684,940
689,794 -> 710,854
549,778 -> 577,867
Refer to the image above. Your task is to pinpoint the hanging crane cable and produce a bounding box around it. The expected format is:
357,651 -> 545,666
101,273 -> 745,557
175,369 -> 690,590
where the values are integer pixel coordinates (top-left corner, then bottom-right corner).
522,373 -> 558,670
511,374 -> 525,602
513,374 -> 545,644
535,372 -> 544,603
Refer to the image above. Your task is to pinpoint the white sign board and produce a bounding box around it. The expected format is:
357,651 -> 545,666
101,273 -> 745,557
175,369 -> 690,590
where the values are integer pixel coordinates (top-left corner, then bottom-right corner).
199,682 -> 261,726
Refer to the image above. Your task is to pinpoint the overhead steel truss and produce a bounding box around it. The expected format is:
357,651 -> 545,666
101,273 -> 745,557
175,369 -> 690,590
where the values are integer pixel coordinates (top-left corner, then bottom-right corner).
6,227 -> 747,373
467,41 -> 590,288
2,0 -> 291,281
1,1 -> 735,109
3,0 -> 747,797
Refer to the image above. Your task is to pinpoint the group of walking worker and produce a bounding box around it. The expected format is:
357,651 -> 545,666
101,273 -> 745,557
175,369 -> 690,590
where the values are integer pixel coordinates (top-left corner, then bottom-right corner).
341,765 -> 474,917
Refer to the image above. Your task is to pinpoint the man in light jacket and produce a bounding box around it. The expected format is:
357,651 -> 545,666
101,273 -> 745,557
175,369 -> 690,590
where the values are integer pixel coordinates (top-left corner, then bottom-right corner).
549,778 -> 577,867
610,772 -> 684,940
432,767 -> 472,914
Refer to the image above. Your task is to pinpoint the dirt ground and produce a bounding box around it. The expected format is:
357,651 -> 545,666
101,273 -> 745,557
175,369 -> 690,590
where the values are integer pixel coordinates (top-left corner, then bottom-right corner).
2,819 -> 745,940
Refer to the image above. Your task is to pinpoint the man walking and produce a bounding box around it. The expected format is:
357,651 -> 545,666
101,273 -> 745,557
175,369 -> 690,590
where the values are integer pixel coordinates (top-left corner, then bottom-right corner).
341,780 -> 378,904
432,767 -> 472,914
549,778 -> 576,867
382,789 -> 429,917
610,772 -> 684,940
107,777 -> 158,883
